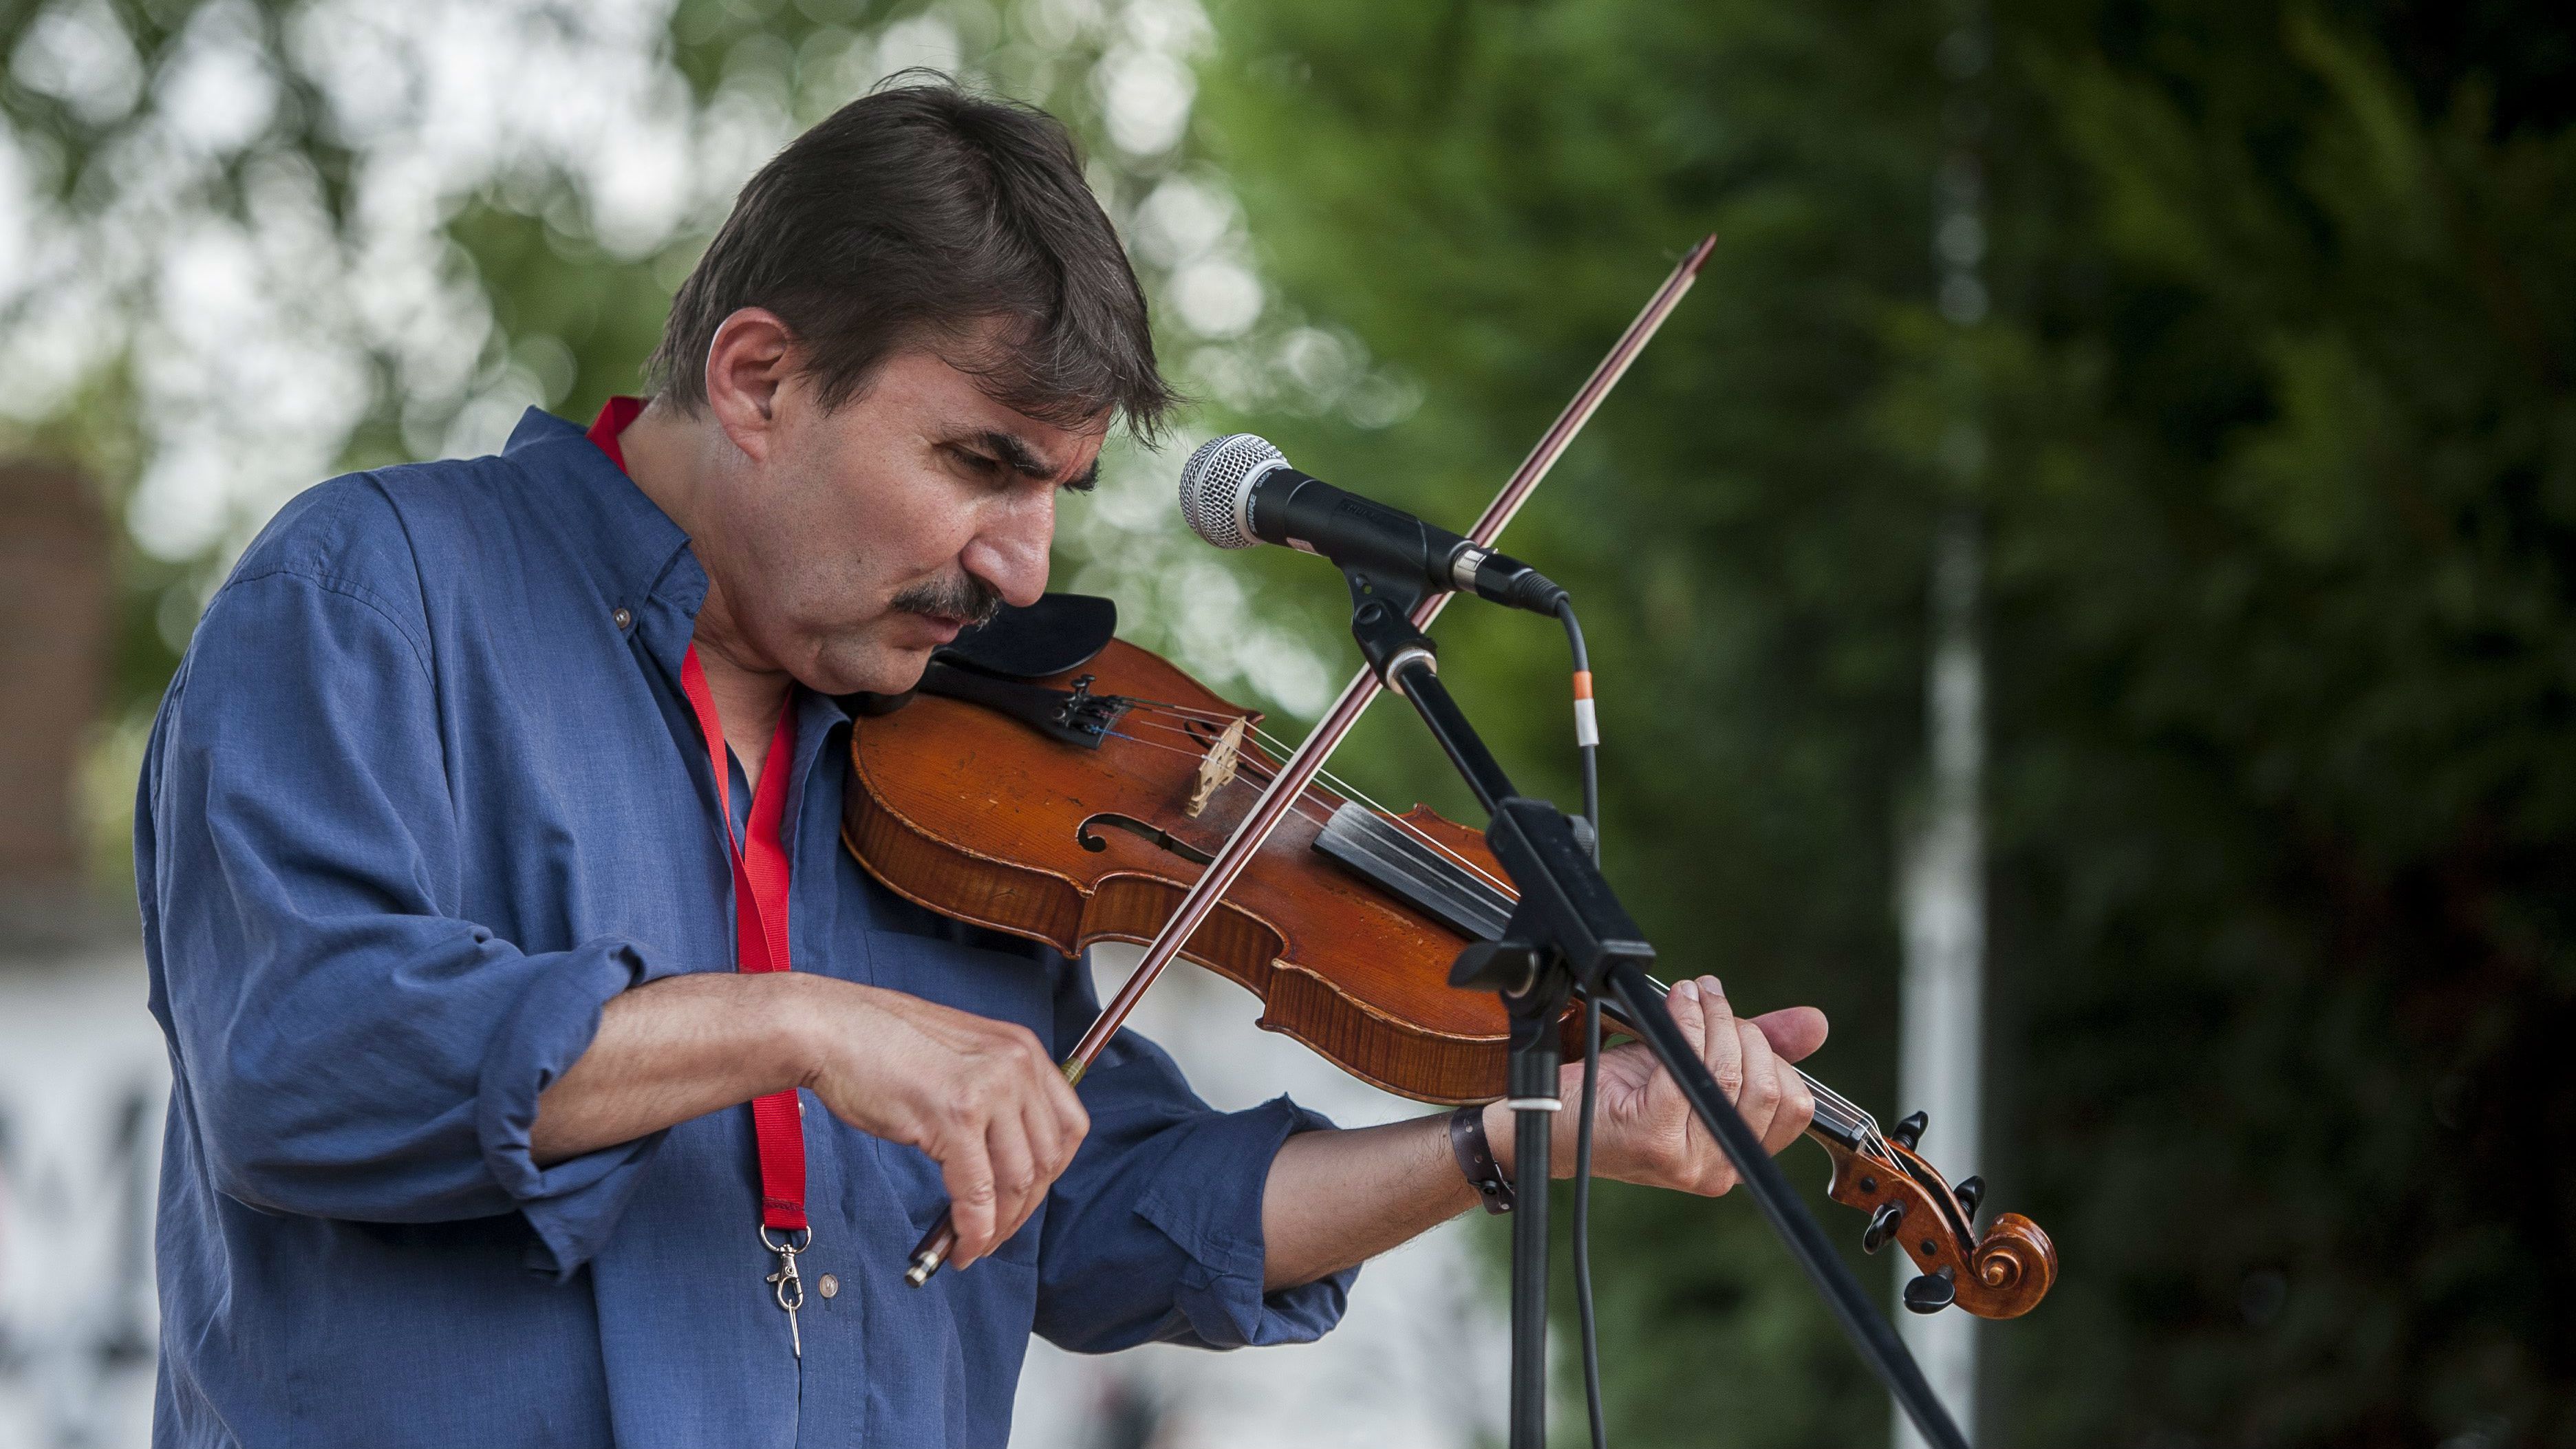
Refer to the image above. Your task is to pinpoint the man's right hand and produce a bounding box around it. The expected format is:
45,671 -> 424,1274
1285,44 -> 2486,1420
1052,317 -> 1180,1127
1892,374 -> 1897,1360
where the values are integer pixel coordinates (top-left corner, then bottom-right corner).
531,972 -> 1088,1269
793,978 -> 1088,1267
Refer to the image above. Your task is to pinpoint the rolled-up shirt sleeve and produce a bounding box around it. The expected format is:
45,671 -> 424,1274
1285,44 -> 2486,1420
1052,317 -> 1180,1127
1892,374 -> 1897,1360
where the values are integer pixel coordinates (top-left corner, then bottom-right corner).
143,564 -> 665,1278
1030,954 -> 1355,1353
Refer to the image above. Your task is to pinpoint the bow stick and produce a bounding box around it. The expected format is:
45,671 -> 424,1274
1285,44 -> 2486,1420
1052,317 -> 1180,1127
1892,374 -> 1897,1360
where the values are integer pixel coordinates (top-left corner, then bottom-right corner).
905,236 -> 1717,1286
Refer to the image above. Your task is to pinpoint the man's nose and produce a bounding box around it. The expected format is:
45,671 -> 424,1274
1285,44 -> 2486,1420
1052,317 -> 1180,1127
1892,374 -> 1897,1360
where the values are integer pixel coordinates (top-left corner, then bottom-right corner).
961,491 -> 1054,609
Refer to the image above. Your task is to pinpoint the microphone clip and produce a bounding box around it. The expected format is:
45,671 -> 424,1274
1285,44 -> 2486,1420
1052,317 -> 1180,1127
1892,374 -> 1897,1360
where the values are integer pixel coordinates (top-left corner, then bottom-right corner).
1344,566 -> 1439,694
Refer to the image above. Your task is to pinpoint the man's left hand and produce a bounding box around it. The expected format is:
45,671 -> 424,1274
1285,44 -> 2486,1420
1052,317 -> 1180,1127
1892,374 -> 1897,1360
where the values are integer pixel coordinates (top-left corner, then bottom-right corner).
1487,975 -> 1827,1194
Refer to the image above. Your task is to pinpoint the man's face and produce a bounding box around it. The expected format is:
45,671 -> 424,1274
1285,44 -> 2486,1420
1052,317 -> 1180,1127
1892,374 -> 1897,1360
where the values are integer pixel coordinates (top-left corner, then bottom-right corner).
701,345 -> 1105,696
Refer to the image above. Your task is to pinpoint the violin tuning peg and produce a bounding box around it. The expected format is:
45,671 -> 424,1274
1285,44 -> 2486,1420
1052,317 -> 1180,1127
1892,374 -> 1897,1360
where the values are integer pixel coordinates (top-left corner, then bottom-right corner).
1902,1267 -> 1957,1315
1890,1111 -> 1928,1151
1862,1201 -> 1904,1255
1953,1175 -> 1985,1217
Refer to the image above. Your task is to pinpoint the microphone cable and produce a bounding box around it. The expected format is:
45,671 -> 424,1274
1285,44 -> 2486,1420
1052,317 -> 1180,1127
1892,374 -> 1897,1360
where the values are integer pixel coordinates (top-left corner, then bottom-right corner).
1560,598 -> 1601,839
1558,597 -> 1609,1449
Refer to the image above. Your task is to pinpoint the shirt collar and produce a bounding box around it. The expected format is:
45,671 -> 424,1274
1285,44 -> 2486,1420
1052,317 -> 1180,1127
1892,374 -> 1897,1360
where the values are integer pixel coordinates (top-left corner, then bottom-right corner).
541,400 -> 860,729
502,403 -> 707,676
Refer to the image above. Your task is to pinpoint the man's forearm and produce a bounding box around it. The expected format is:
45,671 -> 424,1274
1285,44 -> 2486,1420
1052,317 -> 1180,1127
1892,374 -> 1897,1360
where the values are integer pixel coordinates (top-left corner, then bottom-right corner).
530,972 -> 813,1164
1260,1110 -> 1492,1291
1256,980 -> 1829,1292
531,971 -> 1086,1265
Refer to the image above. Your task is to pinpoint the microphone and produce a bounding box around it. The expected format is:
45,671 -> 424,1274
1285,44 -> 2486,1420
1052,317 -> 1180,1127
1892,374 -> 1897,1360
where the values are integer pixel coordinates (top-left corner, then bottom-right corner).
1177,433 -> 1569,616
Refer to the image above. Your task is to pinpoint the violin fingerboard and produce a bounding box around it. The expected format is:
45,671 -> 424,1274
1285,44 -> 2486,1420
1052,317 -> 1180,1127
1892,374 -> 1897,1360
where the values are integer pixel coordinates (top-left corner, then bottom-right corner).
1313,802 -> 1514,942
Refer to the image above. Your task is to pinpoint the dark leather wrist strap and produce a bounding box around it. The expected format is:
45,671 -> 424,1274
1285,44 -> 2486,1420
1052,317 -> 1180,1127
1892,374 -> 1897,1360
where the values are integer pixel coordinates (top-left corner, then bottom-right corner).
1449,1103 -> 1514,1214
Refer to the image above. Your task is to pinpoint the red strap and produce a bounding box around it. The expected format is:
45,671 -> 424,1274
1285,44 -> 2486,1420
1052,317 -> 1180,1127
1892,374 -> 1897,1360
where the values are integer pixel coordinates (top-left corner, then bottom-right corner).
679,623 -> 808,1233
586,395 -> 645,470
592,396 -> 807,1233
678,647 -> 806,1231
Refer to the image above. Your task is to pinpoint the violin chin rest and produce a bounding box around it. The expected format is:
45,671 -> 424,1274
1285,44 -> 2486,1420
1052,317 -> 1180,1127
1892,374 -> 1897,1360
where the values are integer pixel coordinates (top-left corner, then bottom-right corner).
942,593 -> 1120,680
841,686 -> 919,718
835,593 -> 1119,717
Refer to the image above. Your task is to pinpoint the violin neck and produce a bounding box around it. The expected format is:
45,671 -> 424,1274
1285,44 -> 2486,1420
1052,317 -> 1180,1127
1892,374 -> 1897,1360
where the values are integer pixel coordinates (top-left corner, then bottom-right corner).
1313,801 -> 1881,1148
1593,991 -> 1878,1151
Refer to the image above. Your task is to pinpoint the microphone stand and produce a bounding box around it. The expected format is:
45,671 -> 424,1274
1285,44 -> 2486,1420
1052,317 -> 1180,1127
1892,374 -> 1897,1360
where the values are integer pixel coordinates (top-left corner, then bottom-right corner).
1342,572 -> 1971,1449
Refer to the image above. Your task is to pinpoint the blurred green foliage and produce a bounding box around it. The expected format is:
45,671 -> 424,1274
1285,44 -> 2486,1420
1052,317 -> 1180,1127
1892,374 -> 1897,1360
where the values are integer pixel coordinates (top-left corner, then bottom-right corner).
1984,4 -> 2576,1443
1196,2 -> 1949,1442
1198,0 -> 2576,1443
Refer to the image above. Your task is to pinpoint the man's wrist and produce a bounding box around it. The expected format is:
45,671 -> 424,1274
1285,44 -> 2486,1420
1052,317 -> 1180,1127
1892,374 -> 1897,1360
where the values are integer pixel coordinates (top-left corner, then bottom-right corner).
1450,1104 -> 1514,1214
1479,1099 -> 1578,1183
769,972 -> 841,1093
1481,1101 -> 1514,1177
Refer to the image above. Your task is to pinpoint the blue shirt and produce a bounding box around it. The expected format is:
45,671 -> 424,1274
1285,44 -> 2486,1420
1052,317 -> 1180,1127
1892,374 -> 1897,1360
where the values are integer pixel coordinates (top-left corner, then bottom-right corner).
136,408 -> 1351,1449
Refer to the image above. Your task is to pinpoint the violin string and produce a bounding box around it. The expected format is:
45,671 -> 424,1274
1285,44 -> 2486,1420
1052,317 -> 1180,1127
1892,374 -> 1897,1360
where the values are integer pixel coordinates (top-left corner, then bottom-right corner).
1227,748 -> 1521,904
1794,1073 -> 1881,1141
1091,725 -> 1545,965
1113,705 -> 1520,901
1112,703 -> 1900,1159
1598,992 -> 1889,1161
1093,727 -> 1350,839
1096,718 -> 1342,826
1105,724 -> 1489,894
1133,707 -> 1524,903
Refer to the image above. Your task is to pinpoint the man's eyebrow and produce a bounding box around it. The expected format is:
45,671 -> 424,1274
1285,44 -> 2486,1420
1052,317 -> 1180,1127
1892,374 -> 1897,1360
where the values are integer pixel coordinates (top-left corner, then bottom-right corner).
965,429 -> 1093,490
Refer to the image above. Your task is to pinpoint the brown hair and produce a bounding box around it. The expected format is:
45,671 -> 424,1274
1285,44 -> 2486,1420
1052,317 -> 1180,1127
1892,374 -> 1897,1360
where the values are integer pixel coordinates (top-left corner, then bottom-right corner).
647,78 -> 1177,439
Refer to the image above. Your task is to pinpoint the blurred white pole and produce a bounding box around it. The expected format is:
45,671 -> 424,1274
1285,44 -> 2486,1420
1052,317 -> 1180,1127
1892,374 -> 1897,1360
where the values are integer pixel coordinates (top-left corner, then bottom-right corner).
1897,8 -> 1992,1446
1896,515 -> 1984,1448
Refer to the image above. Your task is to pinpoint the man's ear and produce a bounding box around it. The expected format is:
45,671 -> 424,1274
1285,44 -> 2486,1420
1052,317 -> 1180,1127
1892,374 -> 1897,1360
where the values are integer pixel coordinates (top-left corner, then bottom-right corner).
702,308 -> 799,465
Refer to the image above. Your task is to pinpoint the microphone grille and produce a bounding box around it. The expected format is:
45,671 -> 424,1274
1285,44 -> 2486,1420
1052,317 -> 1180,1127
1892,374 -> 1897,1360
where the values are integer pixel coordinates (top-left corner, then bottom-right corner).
1177,433 -> 1285,550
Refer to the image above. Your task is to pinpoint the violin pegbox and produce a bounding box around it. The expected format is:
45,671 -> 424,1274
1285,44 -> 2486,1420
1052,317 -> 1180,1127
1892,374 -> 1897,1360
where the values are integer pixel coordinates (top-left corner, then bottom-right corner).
1816,1112 -> 2057,1320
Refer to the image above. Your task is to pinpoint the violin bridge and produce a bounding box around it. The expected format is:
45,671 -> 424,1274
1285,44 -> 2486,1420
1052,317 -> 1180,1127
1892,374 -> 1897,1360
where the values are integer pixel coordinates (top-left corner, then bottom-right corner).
1186,717 -> 1248,817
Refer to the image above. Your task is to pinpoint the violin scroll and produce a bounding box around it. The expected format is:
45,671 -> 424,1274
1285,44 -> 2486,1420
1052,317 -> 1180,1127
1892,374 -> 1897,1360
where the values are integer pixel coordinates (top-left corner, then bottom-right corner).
1964,1212 -> 2055,1309
1817,1114 -> 2056,1320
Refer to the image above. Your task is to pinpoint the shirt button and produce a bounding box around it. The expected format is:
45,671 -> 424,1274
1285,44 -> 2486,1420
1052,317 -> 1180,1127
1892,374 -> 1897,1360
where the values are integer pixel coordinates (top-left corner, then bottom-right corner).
611,607 -> 633,630
817,1274 -> 840,1299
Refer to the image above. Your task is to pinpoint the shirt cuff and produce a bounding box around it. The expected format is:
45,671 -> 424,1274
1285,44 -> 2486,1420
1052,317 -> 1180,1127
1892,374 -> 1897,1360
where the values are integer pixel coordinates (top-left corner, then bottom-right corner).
1131,1095 -> 1357,1349
473,938 -> 667,1280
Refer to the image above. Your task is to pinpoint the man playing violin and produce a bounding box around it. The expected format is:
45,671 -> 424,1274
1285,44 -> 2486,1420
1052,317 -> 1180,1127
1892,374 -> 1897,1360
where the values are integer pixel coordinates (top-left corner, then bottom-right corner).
136,82 -> 1827,1449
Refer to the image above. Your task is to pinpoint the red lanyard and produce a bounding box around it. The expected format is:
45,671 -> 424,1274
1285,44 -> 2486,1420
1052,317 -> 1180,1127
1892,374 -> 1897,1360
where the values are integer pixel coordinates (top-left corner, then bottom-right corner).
677,646 -> 808,1235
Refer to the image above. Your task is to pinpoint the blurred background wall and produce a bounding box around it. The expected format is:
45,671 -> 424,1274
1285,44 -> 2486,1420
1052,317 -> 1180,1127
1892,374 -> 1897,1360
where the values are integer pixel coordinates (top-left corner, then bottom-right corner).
1,0 -> 2570,1446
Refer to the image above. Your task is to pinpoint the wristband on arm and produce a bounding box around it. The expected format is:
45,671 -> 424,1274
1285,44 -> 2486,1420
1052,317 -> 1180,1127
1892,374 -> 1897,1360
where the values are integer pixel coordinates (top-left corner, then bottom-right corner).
1448,1103 -> 1514,1215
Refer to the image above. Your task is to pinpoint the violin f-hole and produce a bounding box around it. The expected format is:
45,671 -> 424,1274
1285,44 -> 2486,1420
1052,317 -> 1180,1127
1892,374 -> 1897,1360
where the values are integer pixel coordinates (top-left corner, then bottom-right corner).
1077,812 -> 1217,867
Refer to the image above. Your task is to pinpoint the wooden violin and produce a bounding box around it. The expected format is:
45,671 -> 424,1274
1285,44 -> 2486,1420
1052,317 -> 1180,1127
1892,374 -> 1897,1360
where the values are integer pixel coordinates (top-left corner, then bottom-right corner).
840,597 -> 2055,1319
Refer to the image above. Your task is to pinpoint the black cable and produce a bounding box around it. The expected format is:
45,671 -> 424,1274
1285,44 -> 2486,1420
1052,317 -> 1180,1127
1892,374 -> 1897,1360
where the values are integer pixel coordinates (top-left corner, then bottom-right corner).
1557,601 -> 1600,843
1558,597 -> 1609,1449
1574,995 -> 1607,1449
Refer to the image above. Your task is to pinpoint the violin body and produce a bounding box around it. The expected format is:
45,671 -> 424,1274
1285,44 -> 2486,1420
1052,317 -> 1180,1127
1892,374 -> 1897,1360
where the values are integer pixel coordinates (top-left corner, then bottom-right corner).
844,636 -> 1527,1102
843,612 -> 2054,1319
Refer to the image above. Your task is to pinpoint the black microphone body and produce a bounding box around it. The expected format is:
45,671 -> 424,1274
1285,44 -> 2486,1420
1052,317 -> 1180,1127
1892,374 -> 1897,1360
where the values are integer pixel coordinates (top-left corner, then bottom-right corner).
1179,434 -> 1569,616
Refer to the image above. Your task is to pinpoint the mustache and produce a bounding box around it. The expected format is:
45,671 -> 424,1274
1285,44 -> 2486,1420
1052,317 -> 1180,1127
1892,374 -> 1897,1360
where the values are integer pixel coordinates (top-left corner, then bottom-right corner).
889,573 -> 1005,628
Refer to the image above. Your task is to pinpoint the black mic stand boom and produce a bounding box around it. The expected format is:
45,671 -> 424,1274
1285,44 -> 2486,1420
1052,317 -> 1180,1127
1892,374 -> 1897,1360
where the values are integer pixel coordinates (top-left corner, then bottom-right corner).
1340,571 -> 1972,1449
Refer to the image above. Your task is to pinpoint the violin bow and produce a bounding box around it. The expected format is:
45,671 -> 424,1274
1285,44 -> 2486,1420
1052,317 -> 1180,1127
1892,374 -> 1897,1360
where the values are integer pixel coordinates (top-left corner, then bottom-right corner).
1066,236 -> 1718,1068
904,235 -> 1715,1285
908,230 -> 1977,1449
